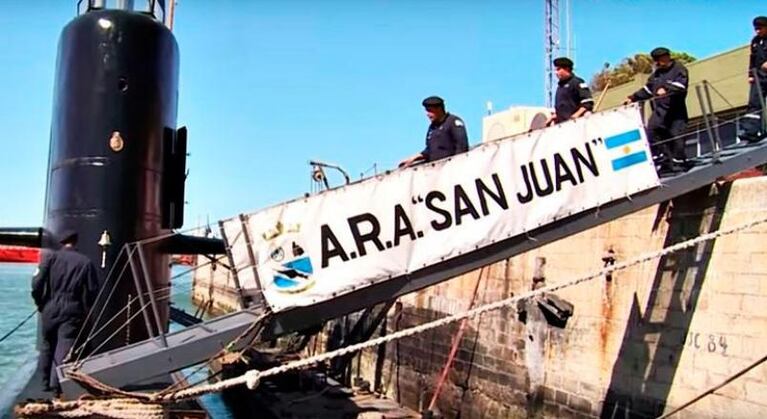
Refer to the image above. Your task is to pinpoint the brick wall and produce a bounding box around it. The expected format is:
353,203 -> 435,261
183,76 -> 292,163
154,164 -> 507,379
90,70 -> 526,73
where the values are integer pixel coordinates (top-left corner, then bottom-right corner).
349,177 -> 767,418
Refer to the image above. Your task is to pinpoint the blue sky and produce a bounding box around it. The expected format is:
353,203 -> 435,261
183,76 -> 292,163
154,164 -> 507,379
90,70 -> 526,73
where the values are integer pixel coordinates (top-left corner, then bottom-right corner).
0,1 -> 763,227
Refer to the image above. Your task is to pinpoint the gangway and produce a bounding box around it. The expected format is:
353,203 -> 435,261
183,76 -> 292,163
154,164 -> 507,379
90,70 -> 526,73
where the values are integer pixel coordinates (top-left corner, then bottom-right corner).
58,97 -> 767,397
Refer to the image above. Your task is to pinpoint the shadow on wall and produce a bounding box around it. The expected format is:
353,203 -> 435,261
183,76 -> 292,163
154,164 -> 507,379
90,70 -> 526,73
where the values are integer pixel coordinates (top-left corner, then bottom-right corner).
600,183 -> 732,418
375,302 -> 530,418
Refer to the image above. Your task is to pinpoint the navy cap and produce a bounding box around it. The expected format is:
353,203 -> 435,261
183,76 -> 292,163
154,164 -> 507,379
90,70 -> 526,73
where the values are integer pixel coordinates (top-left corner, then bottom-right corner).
59,229 -> 78,245
754,16 -> 767,28
422,96 -> 445,108
650,47 -> 671,60
553,57 -> 574,70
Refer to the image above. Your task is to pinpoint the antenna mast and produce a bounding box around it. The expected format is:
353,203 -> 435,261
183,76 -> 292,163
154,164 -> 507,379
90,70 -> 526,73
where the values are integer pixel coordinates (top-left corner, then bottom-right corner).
544,0 -> 560,108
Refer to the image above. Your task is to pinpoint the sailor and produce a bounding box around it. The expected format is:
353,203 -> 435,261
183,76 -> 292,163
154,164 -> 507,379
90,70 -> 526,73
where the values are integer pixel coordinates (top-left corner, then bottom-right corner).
624,47 -> 689,173
399,96 -> 469,168
547,57 -> 594,125
31,230 -> 99,393
741,16 -> 767,143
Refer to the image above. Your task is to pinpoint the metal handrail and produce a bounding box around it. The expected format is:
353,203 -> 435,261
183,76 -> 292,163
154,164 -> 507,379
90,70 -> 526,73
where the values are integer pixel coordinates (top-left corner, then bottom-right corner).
77,0 -> 164,22
754,68 -> 767,133
695,81 -> 722,163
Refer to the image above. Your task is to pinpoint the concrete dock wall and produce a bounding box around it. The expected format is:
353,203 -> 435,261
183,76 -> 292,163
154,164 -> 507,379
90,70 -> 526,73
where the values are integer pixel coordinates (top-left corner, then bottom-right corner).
194,176 -> 767,418
353,177 -> 767,418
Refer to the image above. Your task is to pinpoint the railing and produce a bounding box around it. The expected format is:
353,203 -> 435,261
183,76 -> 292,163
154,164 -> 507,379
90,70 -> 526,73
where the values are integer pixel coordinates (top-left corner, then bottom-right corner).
77,0 -> 165,23
695,80 -> 723,163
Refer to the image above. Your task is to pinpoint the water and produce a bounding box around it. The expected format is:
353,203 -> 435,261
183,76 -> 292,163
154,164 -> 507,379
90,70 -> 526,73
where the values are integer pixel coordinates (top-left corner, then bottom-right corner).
0,263 -> 38,385
0,263 -> 234,418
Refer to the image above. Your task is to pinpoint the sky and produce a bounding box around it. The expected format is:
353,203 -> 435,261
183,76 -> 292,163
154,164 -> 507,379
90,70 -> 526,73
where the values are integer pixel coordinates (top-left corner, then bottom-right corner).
0,0 -> 763,228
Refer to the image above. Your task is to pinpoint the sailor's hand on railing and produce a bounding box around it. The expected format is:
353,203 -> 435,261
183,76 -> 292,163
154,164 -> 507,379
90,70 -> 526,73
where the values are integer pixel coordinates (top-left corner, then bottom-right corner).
399,153 -> 424,169
622,98 -> 633,105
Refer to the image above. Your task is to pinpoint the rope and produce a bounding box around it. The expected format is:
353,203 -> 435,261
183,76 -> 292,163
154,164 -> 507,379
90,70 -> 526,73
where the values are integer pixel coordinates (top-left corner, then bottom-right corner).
16,214 -> 767,417
72,258 -> 215,364
427,266 -> 486,411
0,310 -> 36,344
72,245 -> 134,363
169,218 -> 767,398
157,214 -> 767,401
153,312 -> 269,397
657,352 -> 767,419
15,398 -> 165,419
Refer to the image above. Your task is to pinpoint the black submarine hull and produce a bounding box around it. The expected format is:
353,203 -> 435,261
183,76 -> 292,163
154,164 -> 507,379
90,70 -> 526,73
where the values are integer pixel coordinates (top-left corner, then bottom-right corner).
46,8 -> 180,351
2,5 -> 225,408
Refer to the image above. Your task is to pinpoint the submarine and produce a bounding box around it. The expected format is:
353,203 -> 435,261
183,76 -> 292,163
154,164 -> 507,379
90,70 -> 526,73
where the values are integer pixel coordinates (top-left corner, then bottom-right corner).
0,0 -> 224,402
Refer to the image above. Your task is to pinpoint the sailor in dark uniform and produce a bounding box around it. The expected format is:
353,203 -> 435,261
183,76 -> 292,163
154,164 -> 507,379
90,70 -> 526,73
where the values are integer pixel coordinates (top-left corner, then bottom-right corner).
31,230 -> 99,393
625,47 -> 689,172
399,96 -> 469,168
548,57 -> 594,125
741,16 -> 767,143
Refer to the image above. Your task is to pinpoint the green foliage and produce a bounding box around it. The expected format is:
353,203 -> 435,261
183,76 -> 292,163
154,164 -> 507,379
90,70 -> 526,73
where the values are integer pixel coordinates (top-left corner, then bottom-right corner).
590,52 -> 697,91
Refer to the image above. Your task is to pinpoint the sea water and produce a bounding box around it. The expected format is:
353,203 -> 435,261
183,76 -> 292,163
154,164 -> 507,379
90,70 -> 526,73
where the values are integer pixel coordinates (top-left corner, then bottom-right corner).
0,263 -> 233,418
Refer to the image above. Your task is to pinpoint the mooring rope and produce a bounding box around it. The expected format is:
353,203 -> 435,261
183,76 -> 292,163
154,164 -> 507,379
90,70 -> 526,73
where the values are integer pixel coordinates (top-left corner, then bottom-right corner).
0,309 -> 36,344
15,398 -> 165,419
15,214 -> 767,417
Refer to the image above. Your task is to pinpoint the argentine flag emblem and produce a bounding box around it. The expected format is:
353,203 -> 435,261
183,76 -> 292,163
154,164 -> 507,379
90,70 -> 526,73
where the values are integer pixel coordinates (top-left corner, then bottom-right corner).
605,129 -> 648,171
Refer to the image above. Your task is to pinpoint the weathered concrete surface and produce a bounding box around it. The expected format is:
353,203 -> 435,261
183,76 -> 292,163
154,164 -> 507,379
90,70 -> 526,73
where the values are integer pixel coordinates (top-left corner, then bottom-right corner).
351,177 -> 767,418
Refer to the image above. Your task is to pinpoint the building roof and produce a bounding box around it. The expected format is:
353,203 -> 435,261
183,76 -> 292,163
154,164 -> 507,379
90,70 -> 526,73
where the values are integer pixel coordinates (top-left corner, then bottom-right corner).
595,45 -> 750,119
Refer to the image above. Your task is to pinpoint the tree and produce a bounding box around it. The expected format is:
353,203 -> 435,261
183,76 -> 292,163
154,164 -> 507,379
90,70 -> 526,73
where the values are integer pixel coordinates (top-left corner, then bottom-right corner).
590,52 -> 697,91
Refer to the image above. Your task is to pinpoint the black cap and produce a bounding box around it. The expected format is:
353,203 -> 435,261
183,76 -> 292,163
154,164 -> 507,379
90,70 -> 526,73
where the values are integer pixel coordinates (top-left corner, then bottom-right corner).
553,57 -> 574,70
754,16 -> 767,28
59,230 -> 78,245
422,96 -> 445,108
650,47 -> 671,60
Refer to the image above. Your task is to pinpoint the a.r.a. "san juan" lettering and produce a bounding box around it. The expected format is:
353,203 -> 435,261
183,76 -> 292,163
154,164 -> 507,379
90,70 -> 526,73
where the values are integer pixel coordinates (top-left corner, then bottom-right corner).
516,141 -> 599,203
320,174 -> 508,268
319,141 -> 600,269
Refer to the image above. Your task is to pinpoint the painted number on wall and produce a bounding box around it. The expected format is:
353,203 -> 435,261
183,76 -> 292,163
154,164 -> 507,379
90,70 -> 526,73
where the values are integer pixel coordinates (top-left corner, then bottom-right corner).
685,332 -> 728,356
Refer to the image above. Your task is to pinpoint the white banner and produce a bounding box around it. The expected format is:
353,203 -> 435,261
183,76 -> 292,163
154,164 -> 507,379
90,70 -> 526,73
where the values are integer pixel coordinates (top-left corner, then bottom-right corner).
222,105 -> 659,312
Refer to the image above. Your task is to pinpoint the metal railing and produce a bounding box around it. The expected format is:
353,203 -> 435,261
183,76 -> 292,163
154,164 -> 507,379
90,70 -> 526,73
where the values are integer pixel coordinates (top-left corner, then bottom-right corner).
77,0 -> 165,23
754,68 -> 767,133
695,80 -> 723,163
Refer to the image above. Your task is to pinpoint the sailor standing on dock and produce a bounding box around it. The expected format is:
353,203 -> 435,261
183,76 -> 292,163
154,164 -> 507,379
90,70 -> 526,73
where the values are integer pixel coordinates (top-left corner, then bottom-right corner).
624,47 -> 690,173
399,96 -> 469,168
31,230 -> 99,394
741,16 -> 767,143
547,57 -> 594,125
